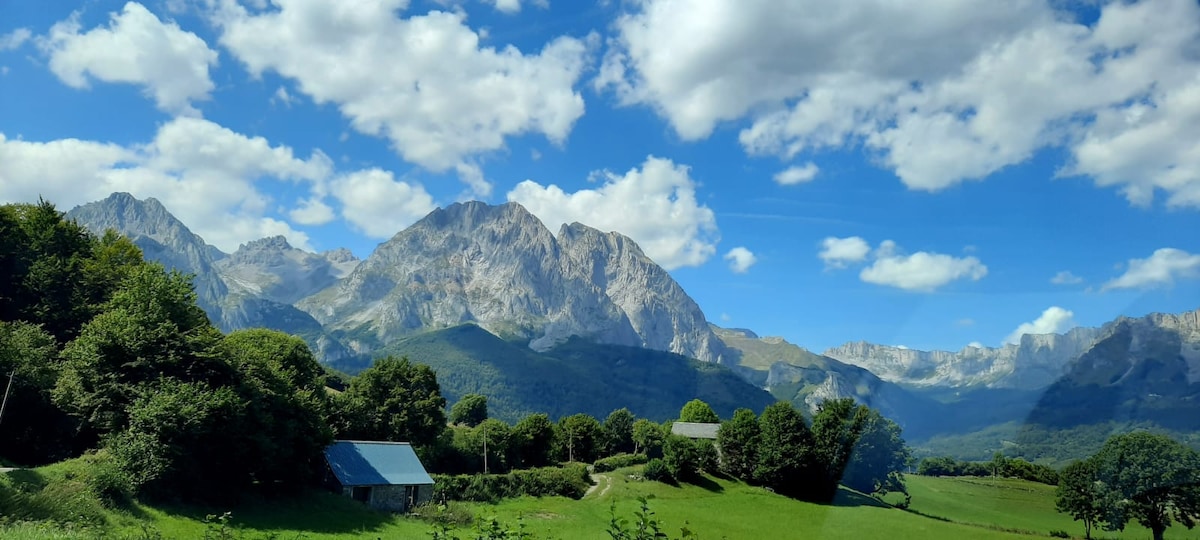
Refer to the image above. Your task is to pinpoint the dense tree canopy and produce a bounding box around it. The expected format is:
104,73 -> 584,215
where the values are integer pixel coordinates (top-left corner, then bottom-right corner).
1091,432 -> 1200,540
603,408 -> 636,455
755,401 -> 817,498
510,413 -> 556,469
334,356 -> 447,447
558,413 -> 601,463
632,418 -> 666,457
718,408 -> 760,480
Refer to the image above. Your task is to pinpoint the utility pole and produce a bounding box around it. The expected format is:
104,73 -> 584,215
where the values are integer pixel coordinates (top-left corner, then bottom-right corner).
0,370 -> 15,428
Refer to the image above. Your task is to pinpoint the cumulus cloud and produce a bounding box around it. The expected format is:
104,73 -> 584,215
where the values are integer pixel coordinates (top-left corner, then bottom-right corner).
818,236 -> 870,268
507,156 -> 719,270
0,117 -> 366,252
860,247 -> 988,292
598,0 -> 1200,206
289,197 -> 335,225
820,237 -> 985,291
0,28 -> 31,50
331,169 -> 436,238
42,2 -> 218,115
211,0 -> 591,192
1004,306 -> 1076,345
724,247 -> 757,273
967,341 -> 984,348
1102,248 -> 1200,291
1051,270 -> 1084,285
773,162 -> 819,185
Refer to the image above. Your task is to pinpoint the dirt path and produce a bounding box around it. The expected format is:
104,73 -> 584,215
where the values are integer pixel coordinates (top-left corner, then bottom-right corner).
585,473 -> 608,498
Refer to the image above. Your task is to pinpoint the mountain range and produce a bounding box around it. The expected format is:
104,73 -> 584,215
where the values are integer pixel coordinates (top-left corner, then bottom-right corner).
65,193 -> 1200,455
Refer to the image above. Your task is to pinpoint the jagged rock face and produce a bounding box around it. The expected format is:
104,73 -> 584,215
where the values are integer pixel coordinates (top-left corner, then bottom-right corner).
217,235 -> 360,305
823,326 -> 1102,390
1025,308 -> 1200,430
67,192 -> 229,323
297,201 -> 725,362
557,222 -> 726,363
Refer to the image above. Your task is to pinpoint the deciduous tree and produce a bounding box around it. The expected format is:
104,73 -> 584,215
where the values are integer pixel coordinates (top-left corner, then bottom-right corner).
679,399 -> 719,423
450,393 -> 489,427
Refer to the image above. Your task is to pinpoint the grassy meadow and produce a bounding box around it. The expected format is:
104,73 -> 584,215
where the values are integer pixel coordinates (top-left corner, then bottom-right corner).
7,462 -> 1200,539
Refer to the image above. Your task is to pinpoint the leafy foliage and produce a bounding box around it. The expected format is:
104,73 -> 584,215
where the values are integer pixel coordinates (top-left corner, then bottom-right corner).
1090,432 -> 1200,540
754,401 -> 817,498
603,408 -> 637,456
430,463 -> 591,502
1055,459 -> 1104,539
558,413 -> 602,463
717,408 -> 760,480
333,355 -> 447,447
632,419 -> 666,458
509,413 -> 556,469
450,393 -> 489,427
593,453 -> 649,473
678,399 -> 719,423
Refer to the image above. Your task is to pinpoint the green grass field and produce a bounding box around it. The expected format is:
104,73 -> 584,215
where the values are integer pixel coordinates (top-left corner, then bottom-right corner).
904,475 -> 1200,539
8,463 -> 1200,539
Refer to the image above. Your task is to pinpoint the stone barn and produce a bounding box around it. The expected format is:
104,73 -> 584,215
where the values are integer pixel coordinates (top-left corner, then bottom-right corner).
323,440 -> 435,512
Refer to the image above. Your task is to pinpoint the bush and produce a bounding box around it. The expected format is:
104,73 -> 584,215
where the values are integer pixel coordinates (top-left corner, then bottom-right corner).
593,453 -> 648,473
431,463 -> 590,502
642,459 -> 673,483
410,501 -> 474,526
1049,530 -> 1070,538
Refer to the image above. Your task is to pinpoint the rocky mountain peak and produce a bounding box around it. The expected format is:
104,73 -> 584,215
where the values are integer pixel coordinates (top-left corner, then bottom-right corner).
321,247 -> 359,264
68,192 -> 230,317
297,201 -> 726,363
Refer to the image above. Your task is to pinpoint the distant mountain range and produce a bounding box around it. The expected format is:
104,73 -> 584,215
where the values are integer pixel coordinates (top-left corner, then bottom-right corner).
65,193 -> 1200,454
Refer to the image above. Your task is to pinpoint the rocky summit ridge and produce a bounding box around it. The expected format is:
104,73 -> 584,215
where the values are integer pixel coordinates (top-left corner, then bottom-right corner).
297,201 -> 727,363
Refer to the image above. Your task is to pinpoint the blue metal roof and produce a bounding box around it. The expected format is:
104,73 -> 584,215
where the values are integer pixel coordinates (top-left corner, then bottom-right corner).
324,441 -> 435,487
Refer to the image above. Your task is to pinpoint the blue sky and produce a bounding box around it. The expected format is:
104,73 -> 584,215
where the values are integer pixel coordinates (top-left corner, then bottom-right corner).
1,0 -> 1198,353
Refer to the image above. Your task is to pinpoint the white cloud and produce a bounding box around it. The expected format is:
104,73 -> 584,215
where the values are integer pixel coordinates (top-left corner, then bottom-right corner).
1102,248 -> 1200,291
212,0 -> 590,190
331,169 -> 436,238
598,0 -> 1200,206
860,248 -> 988,292
0,28 -> 31,50
818,236 -> 870,268
773,162 -> 819,185
967,341 -> 984,348
42,2 -> 218,115
484,0 -> 546,13
1004,306 -> 1075,345
271,86 -> 295,107
289,197 -> 335,225
507,155 -> 719,270
1050,270 -> 1084,285
724,247 -> 757,273
0,117 -> 347,252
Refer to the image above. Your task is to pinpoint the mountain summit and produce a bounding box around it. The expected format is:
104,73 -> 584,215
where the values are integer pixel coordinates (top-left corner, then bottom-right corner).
298,201 -> 727,362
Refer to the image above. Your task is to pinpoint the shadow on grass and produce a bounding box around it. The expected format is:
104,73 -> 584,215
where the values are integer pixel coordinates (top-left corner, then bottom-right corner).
830,488 -> 890,508
155,489 -> 397,535
682,475 -> 724,493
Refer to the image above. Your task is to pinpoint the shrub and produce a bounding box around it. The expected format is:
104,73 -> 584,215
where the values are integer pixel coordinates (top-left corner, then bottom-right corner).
593,453 -> 648,473
410,501 -> 474,527
1048,530 -> 1070,538
431,463 -> 590,502
642,459 -> 673,483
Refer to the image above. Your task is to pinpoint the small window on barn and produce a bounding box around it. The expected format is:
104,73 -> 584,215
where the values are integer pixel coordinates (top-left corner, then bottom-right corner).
352,486 -> 370,502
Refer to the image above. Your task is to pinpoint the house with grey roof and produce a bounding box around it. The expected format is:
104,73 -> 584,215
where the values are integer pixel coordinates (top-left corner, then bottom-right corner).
671,422 -> 720,440
323,440 -> 435,512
